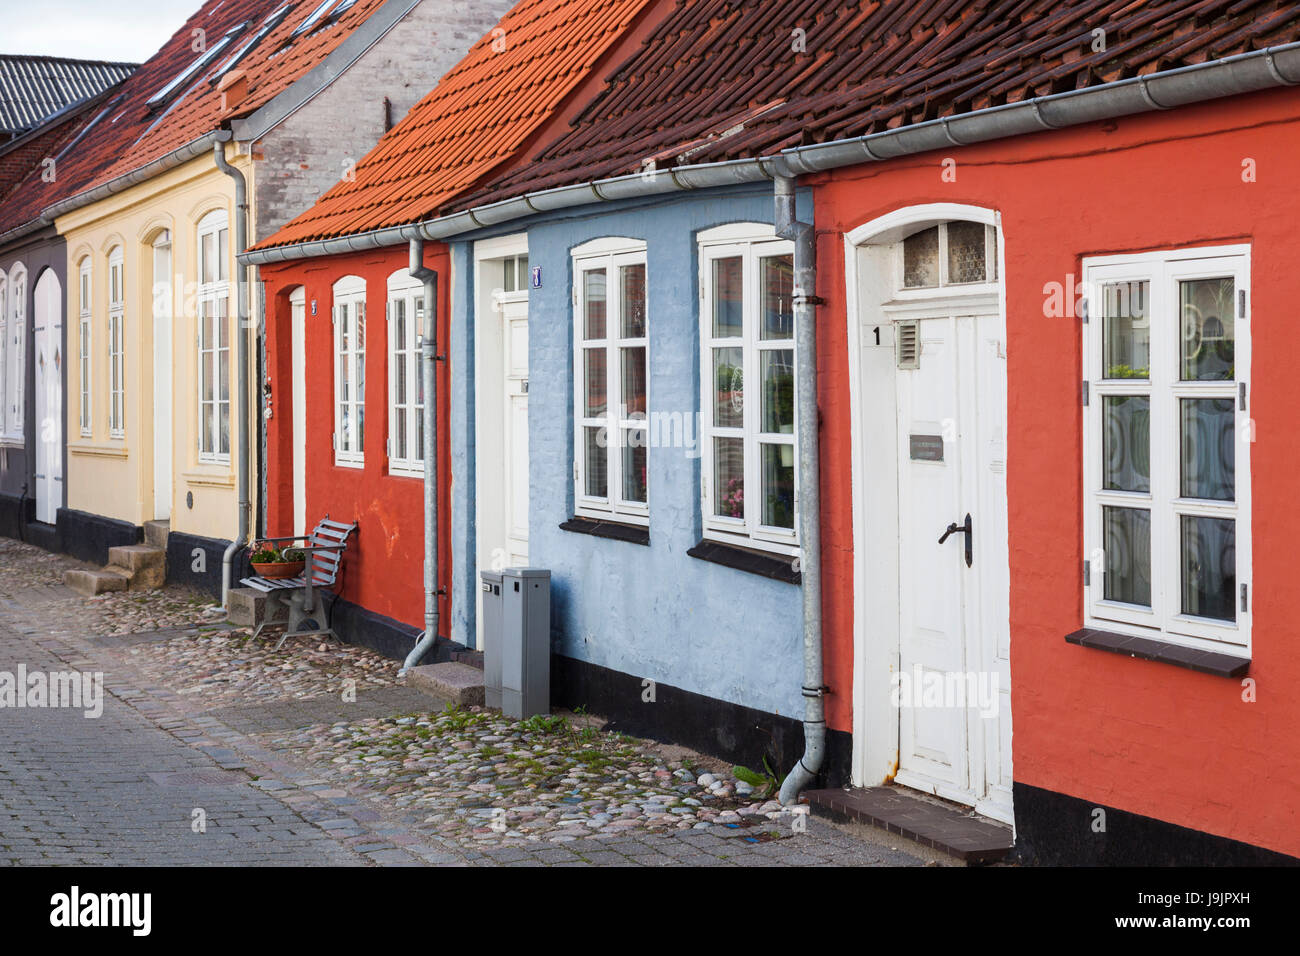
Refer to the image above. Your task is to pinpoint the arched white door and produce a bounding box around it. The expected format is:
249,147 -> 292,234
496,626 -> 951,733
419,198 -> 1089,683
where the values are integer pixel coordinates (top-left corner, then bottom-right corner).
34,270 -> 63,524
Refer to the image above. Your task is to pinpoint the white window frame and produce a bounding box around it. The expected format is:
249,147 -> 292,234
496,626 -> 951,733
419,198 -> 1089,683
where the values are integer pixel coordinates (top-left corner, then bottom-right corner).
1082,244 -> 1251,654
894,221 -> 999,297
333,275 -> 366,467
107,250 -> 125,439
196,213 -> 230,462
4,262 -> 26,443
386,270 -> 425,477
0,267 -> 6,438
698,224 -> 798,555
78,259 -> 92,436
572,238 -> 649,524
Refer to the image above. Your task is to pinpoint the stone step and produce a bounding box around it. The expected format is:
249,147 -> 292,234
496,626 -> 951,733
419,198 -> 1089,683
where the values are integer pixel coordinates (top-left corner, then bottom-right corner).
805,786 -> 1013,864
106,544 -> 166,590
404,662 -> 484,706
63,567 -> 130,597
226,587 -> 287,628
144,519 -> 170,551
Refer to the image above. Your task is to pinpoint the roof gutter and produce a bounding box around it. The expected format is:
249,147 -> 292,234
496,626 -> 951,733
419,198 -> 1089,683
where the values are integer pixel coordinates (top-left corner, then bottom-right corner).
236,38 -> 1300,267
40,129 -> 227,225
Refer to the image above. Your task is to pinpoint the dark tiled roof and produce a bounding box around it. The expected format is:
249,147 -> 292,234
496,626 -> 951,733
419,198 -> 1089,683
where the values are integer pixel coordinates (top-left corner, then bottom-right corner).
462,0 -> 1300,207
0,55 -> 136,135
0,0 -> 391,237
252,0 -> 657,250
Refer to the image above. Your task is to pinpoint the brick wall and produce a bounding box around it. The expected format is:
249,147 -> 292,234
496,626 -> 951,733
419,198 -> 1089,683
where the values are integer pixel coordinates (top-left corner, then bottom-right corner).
252,0 -> 515,242
0,115 -> 83,202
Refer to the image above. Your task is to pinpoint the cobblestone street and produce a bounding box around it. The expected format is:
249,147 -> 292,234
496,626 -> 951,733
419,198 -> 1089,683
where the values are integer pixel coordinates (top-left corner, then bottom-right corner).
0,541 -> 924,867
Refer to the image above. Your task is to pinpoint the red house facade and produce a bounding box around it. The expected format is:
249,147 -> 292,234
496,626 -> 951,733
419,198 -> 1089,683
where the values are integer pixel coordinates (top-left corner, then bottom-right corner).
810,84 -> 1300,862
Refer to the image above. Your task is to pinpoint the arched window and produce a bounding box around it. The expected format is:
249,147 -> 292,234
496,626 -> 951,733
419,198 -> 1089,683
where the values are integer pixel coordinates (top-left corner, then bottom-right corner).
332,274 -> 365,466
5,262 -> 28,442
0,267 -> 7,438
107,248 -> 125,438
196,210 -> 230,461
386,269 -> 424,476
78,258 -> 92,436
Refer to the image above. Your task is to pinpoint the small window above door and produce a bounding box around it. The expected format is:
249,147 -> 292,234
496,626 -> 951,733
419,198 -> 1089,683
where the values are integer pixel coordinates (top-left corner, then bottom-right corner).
900,222 -> 998,291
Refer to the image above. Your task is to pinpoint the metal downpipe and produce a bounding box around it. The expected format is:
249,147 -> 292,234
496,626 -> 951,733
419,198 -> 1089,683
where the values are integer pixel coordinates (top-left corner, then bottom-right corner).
400,238 -> 440,675
214,136 -> 251,611
774,172 -> 826,805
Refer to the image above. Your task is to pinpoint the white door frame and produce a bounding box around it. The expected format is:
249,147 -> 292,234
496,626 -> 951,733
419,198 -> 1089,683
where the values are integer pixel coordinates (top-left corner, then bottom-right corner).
844,203 -> 1012,822
33,269 -> 62,525
152,234 -> 172,521
290,286 -> 306,537
473,233 -> 529,650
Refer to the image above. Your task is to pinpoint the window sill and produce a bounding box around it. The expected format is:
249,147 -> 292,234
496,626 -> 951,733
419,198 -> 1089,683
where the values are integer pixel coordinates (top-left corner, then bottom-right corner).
1064,627 -> 1249,678
69,441 -> 128,459
561,516 -> 649,546
687,539 -> 800,584
185,466 -> 233,488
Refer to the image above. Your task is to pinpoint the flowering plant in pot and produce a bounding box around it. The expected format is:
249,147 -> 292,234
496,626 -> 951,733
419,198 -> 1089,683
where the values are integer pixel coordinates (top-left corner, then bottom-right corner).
248,543 -> 306,579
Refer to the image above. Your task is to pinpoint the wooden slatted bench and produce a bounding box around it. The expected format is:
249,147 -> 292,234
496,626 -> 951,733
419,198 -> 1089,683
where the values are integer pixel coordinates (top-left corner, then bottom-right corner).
240,517 -> 358,650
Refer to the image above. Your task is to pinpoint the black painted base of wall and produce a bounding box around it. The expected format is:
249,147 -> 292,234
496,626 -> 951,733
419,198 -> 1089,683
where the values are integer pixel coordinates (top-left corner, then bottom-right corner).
166,531 -> 239,600
0,491 -> 24,542
329,599 -> 475,667
1012,781 -> 1299,866
58,508 -> 140,565
551,655 -> 853,788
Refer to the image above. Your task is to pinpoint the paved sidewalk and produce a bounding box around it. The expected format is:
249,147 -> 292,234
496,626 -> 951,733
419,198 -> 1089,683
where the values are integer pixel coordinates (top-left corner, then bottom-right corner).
0,541 -> 924,867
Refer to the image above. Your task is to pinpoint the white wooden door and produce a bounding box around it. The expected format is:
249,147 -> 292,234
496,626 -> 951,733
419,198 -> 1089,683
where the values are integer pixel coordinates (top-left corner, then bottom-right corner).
152,240 -> 172,520
33,271 -> 62,525
894,311 -> 1012,823
291,294 -> 307,537
502,295 -> 529,566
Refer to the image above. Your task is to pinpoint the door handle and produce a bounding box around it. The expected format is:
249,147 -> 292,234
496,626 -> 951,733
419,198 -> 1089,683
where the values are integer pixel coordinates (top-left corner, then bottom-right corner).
938,513 -> 973,567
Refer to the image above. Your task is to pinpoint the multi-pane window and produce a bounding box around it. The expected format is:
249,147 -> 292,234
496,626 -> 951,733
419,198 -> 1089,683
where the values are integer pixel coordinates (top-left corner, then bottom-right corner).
900,221 -> 998,289
79,260 -> 91,436
699,227 -> 797,553
573,240 -> 648,523
0,269 -> 6,437
197,213 -> 230,460
3,263 -> 26,441
501,254 -> 531,294
333,276 -> 366,466
107,250 -> 125,439
1083,247 -> 1251,651
387,273 -> 425,476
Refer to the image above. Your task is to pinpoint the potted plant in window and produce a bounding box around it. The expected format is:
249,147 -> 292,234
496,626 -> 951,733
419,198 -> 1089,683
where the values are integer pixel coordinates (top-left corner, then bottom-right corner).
248,543 -> 306,579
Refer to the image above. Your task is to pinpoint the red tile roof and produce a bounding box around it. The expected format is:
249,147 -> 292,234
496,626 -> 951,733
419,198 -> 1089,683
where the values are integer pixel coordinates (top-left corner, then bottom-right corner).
0,0 -> 389,237
462,0 -> 1300,207
251,0 -> 657,250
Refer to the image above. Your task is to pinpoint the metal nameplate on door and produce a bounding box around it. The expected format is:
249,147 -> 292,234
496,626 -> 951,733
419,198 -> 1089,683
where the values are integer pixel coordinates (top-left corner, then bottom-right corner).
909,434 -> 944,462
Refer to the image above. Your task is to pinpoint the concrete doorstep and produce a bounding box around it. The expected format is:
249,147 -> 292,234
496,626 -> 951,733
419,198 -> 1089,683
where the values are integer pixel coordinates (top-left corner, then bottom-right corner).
404,662 -> 485,706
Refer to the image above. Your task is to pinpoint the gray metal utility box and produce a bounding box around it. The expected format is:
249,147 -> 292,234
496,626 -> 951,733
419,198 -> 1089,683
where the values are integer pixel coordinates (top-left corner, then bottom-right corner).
480,570 -> 504,709
481,568 -> 550,719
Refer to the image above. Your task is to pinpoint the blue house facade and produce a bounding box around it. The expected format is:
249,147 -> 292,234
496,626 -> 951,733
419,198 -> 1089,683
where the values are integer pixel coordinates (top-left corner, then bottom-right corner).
447,183 -> 828,775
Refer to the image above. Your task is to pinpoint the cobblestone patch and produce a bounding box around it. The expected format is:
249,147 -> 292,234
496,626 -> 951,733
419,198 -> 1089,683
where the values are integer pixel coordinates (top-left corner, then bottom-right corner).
119,629 -> 401,707
260,706 -> 795,846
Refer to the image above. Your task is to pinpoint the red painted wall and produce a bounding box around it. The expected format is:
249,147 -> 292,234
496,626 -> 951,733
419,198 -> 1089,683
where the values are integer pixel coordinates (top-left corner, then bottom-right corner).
813,86 -> 1300,856
260,244 -> 452,637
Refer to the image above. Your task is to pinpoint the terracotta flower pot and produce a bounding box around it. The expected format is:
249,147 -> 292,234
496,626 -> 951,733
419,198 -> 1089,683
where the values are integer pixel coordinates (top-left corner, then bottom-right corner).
251,560 -> 305,579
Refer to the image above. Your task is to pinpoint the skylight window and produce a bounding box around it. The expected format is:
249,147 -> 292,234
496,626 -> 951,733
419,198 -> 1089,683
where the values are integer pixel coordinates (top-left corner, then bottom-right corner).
146,21 -> 249,111
210,4 -> 292,83
289,0 -> 340,38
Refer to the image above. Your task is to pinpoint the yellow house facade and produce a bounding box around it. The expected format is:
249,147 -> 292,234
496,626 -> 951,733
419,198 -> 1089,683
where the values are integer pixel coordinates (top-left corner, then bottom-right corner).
58,145 -> 256,550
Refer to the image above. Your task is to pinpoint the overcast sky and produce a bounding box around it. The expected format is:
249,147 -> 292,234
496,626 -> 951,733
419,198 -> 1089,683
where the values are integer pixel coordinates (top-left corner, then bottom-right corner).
1,0 -> 195,63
